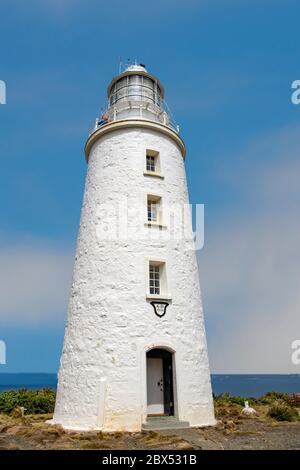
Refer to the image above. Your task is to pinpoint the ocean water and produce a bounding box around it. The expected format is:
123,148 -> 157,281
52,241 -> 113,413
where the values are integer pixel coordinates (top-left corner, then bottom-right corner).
211,374 -> 300,397
0,373 -> 57,393
0,373 -> 300,397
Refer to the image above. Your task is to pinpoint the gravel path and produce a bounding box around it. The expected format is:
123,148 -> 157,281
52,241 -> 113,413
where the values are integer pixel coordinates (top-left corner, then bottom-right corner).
0,412 -> 300,450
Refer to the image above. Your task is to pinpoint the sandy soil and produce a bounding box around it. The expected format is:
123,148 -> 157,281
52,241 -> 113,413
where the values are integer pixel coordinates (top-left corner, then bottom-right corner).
0,405 -> 299,450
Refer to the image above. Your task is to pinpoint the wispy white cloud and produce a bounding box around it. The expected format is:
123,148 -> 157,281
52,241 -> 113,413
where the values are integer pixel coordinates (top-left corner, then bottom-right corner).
169,71 -> 250,116
7,0 -> 254,22
8,0 -> 83,19
0,239 -> 73,326
200,124 -> 300,373
215,123 -> 300,208
10,70 -> 82,107
7,0 -> 199,20
6,69 -> 92,143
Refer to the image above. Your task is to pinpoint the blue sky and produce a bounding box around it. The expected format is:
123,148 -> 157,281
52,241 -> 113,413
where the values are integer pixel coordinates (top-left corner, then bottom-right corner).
0,0 -> 299,373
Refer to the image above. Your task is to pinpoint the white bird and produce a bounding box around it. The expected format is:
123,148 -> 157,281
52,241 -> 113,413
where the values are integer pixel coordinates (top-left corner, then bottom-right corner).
242,401 -> 256,415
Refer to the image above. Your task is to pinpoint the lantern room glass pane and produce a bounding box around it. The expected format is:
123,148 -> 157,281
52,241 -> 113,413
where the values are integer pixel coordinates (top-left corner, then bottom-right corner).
128,75 -> 142,100
109,74 -> 163,108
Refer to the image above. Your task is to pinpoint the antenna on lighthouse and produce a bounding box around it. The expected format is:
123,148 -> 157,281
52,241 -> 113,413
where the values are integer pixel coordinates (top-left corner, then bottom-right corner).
118,57 -> 123,74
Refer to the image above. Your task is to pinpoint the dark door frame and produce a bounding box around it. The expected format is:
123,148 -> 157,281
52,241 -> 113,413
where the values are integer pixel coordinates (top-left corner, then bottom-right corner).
146,348 -> 174,416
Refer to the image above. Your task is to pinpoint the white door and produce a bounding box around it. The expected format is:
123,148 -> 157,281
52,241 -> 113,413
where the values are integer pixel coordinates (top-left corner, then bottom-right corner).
147,358 -> 164,415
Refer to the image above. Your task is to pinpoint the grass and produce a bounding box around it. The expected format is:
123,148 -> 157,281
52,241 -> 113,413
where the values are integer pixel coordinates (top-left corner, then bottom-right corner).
214,393 -> 256,406
0,388 -> 55,414
214,392 -> 300,423
0,402 -> 299,450
267,400 -> 299,422
0,388 -> 298,425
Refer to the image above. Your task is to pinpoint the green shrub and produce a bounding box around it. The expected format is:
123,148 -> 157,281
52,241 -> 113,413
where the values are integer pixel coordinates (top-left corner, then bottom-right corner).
267,400 -> 299,422
214,393 -> 256,407
260,391 -> 291,405
0,388 -> 56,415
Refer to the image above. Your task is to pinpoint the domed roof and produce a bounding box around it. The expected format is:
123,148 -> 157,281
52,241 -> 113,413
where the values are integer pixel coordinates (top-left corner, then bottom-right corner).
124,64 -> 148,73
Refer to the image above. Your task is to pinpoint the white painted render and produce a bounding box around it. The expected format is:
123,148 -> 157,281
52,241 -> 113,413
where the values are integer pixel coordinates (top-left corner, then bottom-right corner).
51,122 -> 215,432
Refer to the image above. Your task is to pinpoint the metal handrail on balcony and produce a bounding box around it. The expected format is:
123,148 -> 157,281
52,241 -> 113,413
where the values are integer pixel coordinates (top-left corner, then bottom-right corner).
91,99 -> 179,136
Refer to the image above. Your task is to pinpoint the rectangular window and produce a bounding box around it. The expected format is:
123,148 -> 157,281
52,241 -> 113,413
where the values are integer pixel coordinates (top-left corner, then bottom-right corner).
145,150 -> 160,174
149,264 -> 160,295
147,199 -> 157,222
146,155 -> 155,172
147,195 -> 161,223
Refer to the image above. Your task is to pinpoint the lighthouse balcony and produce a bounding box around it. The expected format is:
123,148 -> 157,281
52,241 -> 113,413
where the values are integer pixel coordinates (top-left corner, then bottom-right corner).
92,100 -> 179,136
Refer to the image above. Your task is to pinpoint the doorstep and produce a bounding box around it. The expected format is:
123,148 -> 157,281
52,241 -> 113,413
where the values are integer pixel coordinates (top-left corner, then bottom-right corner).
142,416 -> 190,431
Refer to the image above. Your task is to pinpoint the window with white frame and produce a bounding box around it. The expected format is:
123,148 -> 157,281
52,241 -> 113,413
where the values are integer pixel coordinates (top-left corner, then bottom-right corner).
147,195 -> 161,223
148,261 -> 169,298
149,264 -> 160,295
145,150 -> 160,174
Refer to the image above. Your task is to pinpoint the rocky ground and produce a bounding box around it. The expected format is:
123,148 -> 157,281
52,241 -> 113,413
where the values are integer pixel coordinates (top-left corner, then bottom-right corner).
0,404 -> 299,450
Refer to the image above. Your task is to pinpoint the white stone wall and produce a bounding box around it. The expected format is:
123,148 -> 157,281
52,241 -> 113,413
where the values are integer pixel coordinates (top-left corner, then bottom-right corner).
52,127 -> 215,431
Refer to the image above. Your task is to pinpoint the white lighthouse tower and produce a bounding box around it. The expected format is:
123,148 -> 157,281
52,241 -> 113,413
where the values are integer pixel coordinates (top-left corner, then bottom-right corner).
51,64 -> 215,432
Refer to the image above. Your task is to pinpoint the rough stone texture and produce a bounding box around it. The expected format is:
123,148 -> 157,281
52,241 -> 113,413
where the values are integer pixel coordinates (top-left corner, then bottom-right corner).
51,127 -> 216,431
